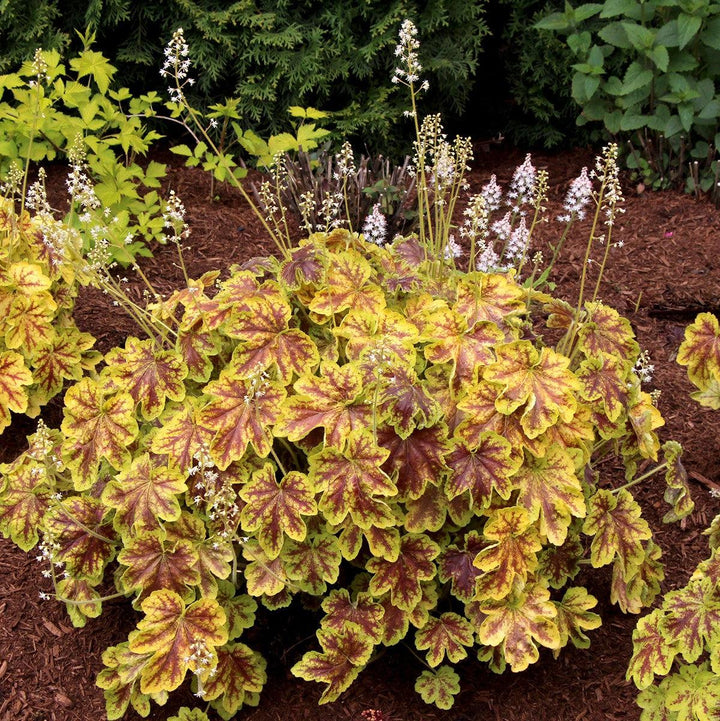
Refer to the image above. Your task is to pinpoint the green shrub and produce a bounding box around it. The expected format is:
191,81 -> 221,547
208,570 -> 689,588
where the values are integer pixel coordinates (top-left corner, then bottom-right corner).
0,39 -> 167,264
628,312 -> 720,721
537,0 -> 720,196
0,0 -> 489,151
494,0 -> 593,149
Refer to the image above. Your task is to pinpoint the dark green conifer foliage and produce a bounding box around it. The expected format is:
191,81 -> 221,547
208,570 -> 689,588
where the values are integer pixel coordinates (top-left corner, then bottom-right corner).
0,0 -> 489,151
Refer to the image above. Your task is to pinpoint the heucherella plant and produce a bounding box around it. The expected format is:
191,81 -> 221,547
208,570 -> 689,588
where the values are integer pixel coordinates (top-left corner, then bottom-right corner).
0,190 -> 694,717
0,165 -> 99,433
627,313 -> 719,721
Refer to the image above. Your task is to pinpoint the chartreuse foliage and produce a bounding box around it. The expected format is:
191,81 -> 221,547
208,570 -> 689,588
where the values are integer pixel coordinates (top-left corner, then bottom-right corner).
627,313 -> 720,720
0,193 -> 99,434
0,222 -> 692,717
537,0 -> 720,198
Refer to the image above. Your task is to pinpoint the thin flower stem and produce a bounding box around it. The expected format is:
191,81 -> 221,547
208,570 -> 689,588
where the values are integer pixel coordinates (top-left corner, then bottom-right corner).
612,461 -> 668,494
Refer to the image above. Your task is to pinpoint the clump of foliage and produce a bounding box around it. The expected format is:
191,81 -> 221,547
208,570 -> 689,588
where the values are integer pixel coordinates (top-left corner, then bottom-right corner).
0,37 -> 167,264
537,0 -> 720,198
0,0 -> 489,150
628,313 -> 720,720
0,220 -> 694,717
0,180 -> 99,433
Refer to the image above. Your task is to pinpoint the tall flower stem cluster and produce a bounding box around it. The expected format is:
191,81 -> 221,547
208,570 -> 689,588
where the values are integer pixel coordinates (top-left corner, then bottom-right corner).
160,28 -> 287,256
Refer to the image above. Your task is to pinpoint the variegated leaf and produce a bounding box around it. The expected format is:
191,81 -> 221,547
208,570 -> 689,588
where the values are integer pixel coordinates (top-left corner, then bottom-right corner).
275,361 -> 372,448
415,612 -> 474,667
61,379 -> 138,489
377,424 -> 450,501
627,609 -> 676,689
128,589 -> 227,694
307,249 -> 386,317
197,642 -> 266,715
310,430 -> 396,529
239,464 -> 316,559
677,312 -> 720,390
118,530 -> 200,601
438,531 -> 485,603
283,532 -> 342,595
485,340 -> 580,438
200,365 -> 286,469
150,399 -> 214,472
105,337 -> 188,420
102,453 -> 187,536
552,586 -> 601,652
227,296 -> 319,383
45,496 -> 116,583
477,580 -> 561,672
291,625 -> 374,703
367,533 -> 440,611
0,458 -> 51,550
414,666 -> 461,710
0,350 -> 32,431
473,506 -> 542,600
445,431 -> 520,512
514,444 -> 586,546
584,488 -> 651,574
320,589 -> 385,643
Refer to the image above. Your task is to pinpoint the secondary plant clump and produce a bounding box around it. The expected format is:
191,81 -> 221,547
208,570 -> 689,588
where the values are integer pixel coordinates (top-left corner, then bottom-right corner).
627,312 -> 720,721
0,19 -> 696,721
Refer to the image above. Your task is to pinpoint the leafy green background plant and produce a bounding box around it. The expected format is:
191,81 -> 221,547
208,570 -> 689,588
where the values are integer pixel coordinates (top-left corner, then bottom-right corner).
0,39 -> 167,264
627,312 -> 720,721
537,0 -> 720,196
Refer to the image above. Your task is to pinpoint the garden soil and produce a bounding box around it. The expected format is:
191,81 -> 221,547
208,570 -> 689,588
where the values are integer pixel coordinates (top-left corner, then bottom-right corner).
1,145 -> 720,721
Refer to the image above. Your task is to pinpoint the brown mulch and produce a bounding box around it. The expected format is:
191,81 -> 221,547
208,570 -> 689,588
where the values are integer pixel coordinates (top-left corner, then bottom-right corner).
1,144 -> 720,721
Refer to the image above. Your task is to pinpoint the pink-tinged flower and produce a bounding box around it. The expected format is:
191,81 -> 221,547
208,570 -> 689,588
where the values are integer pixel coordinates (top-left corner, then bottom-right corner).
362,203 -> 387,245
558,167 -> 593,222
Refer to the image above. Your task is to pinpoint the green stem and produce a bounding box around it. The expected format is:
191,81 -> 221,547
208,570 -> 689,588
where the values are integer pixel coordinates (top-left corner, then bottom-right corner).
612,461 -> 668,495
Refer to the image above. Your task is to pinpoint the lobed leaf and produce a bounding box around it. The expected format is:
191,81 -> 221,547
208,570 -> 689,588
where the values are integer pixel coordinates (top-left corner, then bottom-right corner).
291,625 -> 374,703
414,665 -> 461,710
200,365 -> 286,469
584,488 -> 651,574
311,430 -> 396,530
105,337 -> 188,421
128,589 -> 228,694
473,506 -> 542,600
485,340 -> 580,438
477,580 -> 561,672
514,444 -> 586,546
0,350 -> 32,431
677,313 -> 720,390
102,453 -> 187,536
367,534 -> 440,611
198,642 -> 266,715
275,361 -> 371,448
239,464 -> 316,559
627,609 -> 676,689
415,612 -> 474,667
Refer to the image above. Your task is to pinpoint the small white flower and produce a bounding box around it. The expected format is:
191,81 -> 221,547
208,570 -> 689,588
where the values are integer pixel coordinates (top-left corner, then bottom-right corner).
362,203 -> 387,246
558,166 -> 593,222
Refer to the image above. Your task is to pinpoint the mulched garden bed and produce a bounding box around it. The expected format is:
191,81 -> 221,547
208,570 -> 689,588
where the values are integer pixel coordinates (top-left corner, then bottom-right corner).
1,144 -> 719,721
